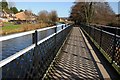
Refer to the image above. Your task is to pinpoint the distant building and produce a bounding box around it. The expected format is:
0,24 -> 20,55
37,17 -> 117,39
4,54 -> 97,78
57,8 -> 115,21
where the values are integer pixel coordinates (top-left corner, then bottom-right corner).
15,12 -> 36,21
8,13 -> 17,20
0,18 -> 8,22
0,10 -> 17,22
0,10 -> 37,23
0,10 -> 8,22
59,17 -> 68,22
15,12 -> 27,20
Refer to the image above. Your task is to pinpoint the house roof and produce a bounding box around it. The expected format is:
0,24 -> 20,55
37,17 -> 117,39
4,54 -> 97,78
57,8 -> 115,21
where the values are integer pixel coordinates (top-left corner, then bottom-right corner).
15,12 -> 36,20
15,12 -> 26,20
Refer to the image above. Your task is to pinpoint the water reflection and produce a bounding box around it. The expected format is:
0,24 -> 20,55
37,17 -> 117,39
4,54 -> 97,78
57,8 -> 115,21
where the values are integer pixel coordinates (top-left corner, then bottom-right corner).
2,34 -> 32,59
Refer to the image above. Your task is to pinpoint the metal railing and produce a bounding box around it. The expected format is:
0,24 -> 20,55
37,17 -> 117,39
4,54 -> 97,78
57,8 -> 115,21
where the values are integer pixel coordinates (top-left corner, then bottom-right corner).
0,24 -> 72,79
81,24 -> 120,74
90,24 -> 120,35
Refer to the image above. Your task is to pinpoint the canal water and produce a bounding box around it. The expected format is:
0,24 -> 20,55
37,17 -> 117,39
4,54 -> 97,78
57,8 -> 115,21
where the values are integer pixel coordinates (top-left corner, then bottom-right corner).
1,25 -> 63,60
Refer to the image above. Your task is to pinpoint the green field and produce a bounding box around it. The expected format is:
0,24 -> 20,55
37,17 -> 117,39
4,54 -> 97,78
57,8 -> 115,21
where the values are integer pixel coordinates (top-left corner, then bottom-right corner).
1,22 -> 49,35
1,22 -> 27,35
2,22 -> 21,30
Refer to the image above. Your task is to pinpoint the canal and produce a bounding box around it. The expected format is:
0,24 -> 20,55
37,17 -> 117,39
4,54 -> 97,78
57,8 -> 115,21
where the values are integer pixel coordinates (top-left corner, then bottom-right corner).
1,24 -> 63,60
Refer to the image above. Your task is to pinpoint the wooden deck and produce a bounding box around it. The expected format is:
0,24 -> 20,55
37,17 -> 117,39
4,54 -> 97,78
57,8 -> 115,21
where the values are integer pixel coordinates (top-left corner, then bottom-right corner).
44,27 -> 119,79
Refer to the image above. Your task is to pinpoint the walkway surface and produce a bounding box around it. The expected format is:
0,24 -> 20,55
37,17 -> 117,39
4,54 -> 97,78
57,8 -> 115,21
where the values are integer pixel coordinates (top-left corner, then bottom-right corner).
44,27 -> 119,79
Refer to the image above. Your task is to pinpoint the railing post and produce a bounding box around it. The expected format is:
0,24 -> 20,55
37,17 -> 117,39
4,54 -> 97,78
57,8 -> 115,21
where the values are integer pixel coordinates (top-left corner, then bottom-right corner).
89,25 -> 91,36
99,26 -> 103,50
54,26 -> 57,51
62,25 -> 64,29
55,26 -> 57,33
93,25 -> 96,40
61,25 -> 64,43
87,25 -> 89,33
32,30 -> 38,70
32,30 -> 38,46
111,28 -> 117,64
65,24 -> 66,27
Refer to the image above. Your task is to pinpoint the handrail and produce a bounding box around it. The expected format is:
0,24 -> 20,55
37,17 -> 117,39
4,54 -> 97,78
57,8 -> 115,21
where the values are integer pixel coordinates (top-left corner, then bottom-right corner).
90,24 -> 120,29
81,24 -> 120,74
0,24 -> 70,68
0,44 -> 35,68
0,33 -> 56,68
90,25 -> 120,37
0,24 -> 65,42
0,30 -> 35,42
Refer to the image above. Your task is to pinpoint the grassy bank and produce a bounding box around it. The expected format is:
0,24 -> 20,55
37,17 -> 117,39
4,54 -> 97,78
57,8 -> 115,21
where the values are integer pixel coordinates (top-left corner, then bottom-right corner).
0,22 -> 51,35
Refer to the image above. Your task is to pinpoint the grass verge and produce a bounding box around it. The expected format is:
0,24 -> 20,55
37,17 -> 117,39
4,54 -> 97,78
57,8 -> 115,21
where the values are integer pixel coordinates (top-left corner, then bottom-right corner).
0,22 -> 50,35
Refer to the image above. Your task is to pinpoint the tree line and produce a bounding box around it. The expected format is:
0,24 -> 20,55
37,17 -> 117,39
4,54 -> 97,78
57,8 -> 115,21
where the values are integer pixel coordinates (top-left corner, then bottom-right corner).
70,1 -> 119,27
0,0 -> 24,14
38,10 -> 58,24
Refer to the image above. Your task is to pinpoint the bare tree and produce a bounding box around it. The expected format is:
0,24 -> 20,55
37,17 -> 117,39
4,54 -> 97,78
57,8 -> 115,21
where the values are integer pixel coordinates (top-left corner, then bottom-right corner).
84,2 -> 94,24
49,10 -> 58,23
38,10 -> 49,23
70,2 -> 115,25
24,10 -> 33,21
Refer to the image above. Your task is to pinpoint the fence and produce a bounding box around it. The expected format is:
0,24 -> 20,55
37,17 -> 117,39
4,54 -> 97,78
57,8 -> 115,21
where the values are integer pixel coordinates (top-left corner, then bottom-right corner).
81,24 -> 120,74
0,24 -> 72,79
90,24 -> 120,35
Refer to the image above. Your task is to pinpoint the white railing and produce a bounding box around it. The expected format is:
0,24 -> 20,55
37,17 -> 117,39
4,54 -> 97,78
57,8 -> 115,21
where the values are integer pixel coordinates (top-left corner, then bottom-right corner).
0,24 -> 70,68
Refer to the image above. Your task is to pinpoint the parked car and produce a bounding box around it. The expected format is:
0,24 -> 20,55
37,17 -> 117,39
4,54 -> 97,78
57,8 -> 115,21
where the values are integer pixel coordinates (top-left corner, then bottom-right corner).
14,21 -> 21,25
